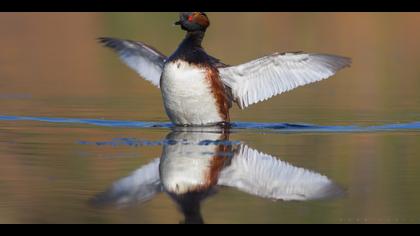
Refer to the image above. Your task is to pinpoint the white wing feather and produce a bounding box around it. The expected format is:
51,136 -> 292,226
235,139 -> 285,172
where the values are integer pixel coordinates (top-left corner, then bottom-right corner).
219,52 -> 351,109
90,158 -> 161,207
99,37 -> 167,87
218,145 -> 343,201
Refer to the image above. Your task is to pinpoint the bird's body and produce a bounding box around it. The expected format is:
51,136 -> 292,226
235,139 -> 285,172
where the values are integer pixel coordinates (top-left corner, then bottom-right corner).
99,12 -> 351,126
160,27 -> 231,126
161,60 -> 228,125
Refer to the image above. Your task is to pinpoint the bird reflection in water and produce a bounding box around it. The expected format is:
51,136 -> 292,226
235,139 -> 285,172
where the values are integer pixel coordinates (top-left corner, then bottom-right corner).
91,127 -> 343,224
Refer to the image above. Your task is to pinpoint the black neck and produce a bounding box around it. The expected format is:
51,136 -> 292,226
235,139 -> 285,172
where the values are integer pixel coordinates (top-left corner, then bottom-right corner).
182,31 -> 206,49
169,30 -> 212,64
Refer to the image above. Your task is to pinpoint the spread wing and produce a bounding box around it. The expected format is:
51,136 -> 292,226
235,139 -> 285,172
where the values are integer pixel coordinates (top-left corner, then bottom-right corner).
90,158 -> 162,207
218,145 -> 343,201
219,52 -> 351,109
98,37 -> 167,87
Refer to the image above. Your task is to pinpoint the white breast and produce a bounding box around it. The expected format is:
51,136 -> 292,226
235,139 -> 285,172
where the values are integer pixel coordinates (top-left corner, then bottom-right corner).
160,60 -> 224,125
159,132 -> 222,194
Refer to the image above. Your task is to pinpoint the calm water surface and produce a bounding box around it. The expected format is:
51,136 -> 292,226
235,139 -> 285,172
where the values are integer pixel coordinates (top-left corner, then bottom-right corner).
1,13 -> 420,223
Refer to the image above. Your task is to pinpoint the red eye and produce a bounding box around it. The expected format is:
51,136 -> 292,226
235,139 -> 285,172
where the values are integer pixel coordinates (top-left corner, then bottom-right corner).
188,15 -> 193,22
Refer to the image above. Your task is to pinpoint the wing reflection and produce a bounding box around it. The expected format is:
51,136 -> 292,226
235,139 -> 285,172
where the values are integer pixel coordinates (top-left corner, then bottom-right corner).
91,127 -> 343,224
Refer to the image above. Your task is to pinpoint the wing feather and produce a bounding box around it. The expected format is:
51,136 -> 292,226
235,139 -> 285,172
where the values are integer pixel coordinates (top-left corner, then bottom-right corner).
218,145 -> 343,201
90,158 -> 161,207
98,37 -> 167,87
219,52 -> 351,109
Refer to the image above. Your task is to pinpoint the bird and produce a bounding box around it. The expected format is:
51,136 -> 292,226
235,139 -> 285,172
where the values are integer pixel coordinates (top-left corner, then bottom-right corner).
90,128 -> 343,224
98,12 -> 351,126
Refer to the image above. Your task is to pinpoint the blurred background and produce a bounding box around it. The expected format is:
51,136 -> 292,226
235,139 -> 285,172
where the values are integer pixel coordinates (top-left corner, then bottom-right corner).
1,12 -> 419,124
0,13 -> 420,223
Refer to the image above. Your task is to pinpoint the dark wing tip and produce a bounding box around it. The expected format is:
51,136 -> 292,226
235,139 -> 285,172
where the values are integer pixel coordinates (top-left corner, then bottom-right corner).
338,56 -> 352,69
306,181 -> 346,201
88,187 -> 133,209
97,37 -> 167,60
319,182 -> 347,200
314,53 -> 352,71
97,37 -> 122,50
97,36 -> 112,45
88,189 -> 115,209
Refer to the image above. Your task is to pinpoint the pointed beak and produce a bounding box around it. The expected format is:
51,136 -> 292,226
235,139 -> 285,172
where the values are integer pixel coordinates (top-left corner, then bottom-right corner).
173,20 -> 181,26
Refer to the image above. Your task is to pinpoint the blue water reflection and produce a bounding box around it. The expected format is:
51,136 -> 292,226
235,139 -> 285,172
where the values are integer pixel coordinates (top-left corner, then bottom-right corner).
1,115 -> 420,133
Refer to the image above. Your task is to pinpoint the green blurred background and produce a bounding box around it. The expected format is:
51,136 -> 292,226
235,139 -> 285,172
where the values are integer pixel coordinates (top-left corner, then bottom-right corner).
0,13 -> 419,223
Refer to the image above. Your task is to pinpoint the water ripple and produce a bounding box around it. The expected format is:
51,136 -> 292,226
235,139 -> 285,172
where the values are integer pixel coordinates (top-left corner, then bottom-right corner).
1,115 -> 420,133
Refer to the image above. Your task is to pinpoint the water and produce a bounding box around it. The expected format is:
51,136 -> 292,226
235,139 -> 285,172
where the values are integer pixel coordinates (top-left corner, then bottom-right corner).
1,117 -> 420,224
1,115 -> 420,133
1,13 -> 420,224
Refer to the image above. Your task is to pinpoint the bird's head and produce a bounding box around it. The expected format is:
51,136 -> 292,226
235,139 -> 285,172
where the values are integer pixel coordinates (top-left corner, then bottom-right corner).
174,12 -> 210,32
